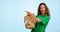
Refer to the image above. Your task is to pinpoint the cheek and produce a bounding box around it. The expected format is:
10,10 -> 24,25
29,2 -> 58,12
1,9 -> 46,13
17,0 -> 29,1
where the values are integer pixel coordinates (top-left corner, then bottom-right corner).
40,9 -> 45,14
42,8 -> 45,11
40,8 -> 45,12
43,9 -> 45,12
40,8 -> 45,11
43,8 -> 45,12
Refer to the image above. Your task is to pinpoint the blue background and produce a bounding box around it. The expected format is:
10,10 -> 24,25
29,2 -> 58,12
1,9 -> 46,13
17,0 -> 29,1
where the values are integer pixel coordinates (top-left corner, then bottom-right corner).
0,0 -> 60,32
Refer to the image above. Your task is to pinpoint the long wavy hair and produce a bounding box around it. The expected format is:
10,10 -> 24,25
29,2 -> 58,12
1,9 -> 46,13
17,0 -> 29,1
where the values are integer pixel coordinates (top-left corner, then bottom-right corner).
37,3 -> 50,16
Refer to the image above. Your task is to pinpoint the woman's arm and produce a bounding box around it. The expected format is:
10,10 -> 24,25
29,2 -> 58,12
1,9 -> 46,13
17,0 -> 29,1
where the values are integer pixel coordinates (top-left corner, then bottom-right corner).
31,14 -> 41,22
26,11 -> 41,22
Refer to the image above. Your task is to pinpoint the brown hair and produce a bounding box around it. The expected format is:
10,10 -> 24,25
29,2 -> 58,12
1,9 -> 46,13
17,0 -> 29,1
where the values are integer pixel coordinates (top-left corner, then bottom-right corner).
37,3 -> 50,16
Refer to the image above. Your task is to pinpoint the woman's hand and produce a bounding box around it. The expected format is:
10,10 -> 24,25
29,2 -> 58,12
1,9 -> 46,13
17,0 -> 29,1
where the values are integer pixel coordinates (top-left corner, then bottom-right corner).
25,11 -> 41,22
30,13 -> 41,22
25,11 -> 32,16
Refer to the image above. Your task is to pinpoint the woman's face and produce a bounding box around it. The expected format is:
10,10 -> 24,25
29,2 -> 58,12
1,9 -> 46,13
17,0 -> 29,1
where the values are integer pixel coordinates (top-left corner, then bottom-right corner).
40,4 -> 45,15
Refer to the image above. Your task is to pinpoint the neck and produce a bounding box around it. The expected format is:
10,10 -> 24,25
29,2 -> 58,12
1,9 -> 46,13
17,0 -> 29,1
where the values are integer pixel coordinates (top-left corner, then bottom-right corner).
41,14 -> 46,16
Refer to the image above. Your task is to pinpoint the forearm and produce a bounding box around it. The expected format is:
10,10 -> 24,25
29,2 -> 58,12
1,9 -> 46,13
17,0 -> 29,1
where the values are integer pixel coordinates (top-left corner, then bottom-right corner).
30,13 -> 41,22
26,11 -> 41,22
32,15 -> 41,22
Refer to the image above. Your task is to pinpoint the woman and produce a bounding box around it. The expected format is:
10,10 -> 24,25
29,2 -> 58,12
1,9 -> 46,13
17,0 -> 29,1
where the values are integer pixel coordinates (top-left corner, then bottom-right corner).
27,3 -> 50,32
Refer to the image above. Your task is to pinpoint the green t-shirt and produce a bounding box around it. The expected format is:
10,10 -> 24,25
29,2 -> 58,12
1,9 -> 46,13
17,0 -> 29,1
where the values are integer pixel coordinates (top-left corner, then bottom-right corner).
31,15 -> 50,32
